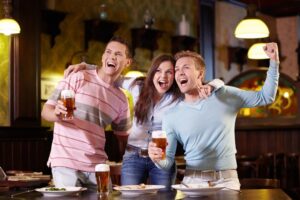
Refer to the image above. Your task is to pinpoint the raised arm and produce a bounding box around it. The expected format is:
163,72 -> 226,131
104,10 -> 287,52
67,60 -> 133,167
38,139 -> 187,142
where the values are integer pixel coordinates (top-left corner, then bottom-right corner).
221,42 -> 280,108
64,62 -> 96,78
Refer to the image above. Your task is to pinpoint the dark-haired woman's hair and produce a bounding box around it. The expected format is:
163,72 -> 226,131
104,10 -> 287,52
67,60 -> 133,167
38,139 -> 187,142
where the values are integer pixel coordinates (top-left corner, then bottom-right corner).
133,54 -> 182,124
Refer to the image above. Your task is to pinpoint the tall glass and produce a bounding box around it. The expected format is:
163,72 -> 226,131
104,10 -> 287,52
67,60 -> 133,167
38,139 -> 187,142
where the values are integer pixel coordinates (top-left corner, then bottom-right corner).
60,89 -> 75,120
95,164 -> 110,197
152,130 -> 167,159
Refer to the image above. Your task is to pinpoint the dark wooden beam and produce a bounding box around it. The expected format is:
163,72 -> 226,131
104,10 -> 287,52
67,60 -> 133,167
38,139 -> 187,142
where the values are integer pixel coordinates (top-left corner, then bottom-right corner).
10,0 -> 41,126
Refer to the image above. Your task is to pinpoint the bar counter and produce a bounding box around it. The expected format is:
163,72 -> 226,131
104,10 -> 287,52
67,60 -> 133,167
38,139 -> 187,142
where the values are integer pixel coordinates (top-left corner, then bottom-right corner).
0,188 -> 292,200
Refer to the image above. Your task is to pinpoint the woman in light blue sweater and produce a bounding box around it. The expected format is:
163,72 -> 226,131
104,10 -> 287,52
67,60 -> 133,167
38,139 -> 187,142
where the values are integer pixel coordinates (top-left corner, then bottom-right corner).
148,43 -> 280,190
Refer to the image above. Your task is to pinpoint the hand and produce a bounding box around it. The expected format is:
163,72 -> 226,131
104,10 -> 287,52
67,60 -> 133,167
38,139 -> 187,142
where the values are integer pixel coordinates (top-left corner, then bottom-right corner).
148,142 -> 164,162
54,100 -> 67,118
64,62 -> 87,78
196,77 -> 212,98
263,42 -> 279,62
197,84 -> 212,98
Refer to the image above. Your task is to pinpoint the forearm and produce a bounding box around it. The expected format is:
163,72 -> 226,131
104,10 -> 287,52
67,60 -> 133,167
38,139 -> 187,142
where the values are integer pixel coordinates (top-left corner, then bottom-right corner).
41,104 -> 60,122
208,79 -> 224,91
261,60 -> 279,103
155,156 -> 175,170
86,63 -> 97,70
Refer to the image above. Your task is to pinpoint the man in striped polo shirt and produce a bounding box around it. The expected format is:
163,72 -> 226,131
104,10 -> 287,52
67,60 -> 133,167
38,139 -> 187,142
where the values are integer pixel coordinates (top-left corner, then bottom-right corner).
41,36 -> 132,190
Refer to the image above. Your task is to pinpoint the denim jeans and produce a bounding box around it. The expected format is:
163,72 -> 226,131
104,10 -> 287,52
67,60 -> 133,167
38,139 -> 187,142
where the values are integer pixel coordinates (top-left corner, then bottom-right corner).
121,150 -> 176,191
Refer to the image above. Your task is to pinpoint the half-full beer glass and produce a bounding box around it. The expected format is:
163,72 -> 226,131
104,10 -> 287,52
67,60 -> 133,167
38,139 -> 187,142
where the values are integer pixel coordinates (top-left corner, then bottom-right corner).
95,164 -> 110,197
152,130 -> 167,159
60,89 -> 75,120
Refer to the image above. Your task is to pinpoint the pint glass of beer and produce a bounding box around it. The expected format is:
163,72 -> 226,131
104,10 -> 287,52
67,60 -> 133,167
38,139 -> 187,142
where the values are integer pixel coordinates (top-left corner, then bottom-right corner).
95,164 -> 110,197
152,130 -> 167,159
60,89 -> 75,120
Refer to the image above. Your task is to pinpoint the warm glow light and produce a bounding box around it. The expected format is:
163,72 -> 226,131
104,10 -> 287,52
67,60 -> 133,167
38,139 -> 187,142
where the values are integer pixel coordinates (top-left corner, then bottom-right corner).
0,18 -> 21,35
247,43 -> 269,59
234,18 -> 269,39
125,70 -> 145,78
283,92 -> 289,99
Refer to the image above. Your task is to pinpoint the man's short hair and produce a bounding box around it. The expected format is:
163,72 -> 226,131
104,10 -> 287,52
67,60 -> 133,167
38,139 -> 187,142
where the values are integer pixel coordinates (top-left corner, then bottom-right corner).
174,50 -> 206,80
108,36 -> 132,58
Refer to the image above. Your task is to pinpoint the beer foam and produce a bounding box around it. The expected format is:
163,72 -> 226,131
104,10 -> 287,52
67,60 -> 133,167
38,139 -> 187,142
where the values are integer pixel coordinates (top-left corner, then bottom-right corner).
61,90 -> 74,98
95,164 -> 110,172
152,130 -> 166,138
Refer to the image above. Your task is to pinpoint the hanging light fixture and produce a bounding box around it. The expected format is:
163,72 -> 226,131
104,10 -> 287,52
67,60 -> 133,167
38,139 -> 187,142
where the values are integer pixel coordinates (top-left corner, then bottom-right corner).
247,43 -> 269,59
0,0 -> 21,35
234,4 -> 269,39
125,70 -> 145,78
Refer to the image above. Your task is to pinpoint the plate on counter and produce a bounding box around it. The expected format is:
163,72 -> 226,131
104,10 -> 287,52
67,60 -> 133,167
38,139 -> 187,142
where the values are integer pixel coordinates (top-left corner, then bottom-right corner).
35,187 -> 87,197
113,185 -> 165,197
172,184 -> 224,197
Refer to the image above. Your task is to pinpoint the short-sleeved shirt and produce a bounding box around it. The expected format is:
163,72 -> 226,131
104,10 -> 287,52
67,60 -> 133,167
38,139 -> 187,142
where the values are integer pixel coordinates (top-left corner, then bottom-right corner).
46,69 -> 131,172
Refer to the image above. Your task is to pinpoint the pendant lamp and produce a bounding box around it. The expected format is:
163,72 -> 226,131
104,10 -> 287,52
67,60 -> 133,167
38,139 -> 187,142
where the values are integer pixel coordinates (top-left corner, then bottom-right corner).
125,70 -> 145,78
0,0 -> 21,35
247,43 -> 268,59
234,4 -> 269,39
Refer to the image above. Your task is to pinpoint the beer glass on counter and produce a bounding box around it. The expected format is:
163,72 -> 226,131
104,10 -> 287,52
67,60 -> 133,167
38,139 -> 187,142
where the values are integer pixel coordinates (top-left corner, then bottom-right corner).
152,130 -> 167,159
95,164 -> 110,197
60,89 -> 75,120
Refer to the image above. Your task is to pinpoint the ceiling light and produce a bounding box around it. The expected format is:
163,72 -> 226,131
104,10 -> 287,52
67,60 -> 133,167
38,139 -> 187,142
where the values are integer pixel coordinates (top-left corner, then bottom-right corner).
247,43 -> 269,59
0,18 -> 20,35
125,70 -> 145,78
234,4 -> 269,39
0,0 -> 21,36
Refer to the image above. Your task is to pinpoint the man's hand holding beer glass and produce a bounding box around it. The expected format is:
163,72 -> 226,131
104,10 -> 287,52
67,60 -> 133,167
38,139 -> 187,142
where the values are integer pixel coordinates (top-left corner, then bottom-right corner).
148,130 -> 167,162
54,89 -> 76,120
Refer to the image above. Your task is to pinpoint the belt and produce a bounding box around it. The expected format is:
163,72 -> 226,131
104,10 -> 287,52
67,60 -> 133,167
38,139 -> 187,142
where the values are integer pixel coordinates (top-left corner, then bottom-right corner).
126,144 -> 149,158
184,169 -> 238,181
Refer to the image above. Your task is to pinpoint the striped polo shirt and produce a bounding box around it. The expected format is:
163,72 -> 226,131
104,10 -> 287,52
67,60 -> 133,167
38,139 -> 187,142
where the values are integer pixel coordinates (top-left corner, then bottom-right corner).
46,69 -> 131,172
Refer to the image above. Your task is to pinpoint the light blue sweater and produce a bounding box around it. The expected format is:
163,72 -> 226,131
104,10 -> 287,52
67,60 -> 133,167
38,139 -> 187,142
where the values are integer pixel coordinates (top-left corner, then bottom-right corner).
156,60 -> 279,171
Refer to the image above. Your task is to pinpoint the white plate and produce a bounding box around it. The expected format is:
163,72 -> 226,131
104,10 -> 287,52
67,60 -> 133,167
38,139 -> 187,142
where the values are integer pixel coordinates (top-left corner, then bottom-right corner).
172,184 -> 224,197
113,185 -> 165,197
35,187 -> 87,197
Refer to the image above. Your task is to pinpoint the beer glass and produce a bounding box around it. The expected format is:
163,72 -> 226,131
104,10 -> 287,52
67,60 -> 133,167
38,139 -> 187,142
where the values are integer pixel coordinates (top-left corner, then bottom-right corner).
60,89 -> 75,120
152,130 -> 167,159
95,164 -> 110,197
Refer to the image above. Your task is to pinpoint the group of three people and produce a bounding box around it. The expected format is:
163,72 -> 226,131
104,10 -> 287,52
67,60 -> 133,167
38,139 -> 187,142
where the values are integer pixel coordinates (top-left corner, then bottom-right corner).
42,36 -> 280,191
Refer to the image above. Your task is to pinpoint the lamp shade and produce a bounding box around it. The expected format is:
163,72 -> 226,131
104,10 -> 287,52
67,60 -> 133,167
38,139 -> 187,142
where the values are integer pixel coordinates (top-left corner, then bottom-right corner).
125,70 -> 145,78
247,43 -> 269,59
234,18 -> 269,39
0,18 -> 21,35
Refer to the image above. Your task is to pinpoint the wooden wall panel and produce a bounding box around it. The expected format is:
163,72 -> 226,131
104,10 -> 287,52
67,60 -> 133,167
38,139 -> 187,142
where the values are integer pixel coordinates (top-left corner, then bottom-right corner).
0,127 -> 52,174
236,128 -> 300,156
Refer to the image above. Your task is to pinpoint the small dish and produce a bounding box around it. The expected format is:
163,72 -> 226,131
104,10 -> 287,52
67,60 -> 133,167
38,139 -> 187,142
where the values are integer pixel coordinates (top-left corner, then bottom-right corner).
172,184 -> 224,197
35,186 -> 87,197
113,185 -> 165,197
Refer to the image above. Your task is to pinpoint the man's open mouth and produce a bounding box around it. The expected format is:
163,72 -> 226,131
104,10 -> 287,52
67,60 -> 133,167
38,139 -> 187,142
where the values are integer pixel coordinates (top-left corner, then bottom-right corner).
179,79 -> 188,85
107,62 -> 116,68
